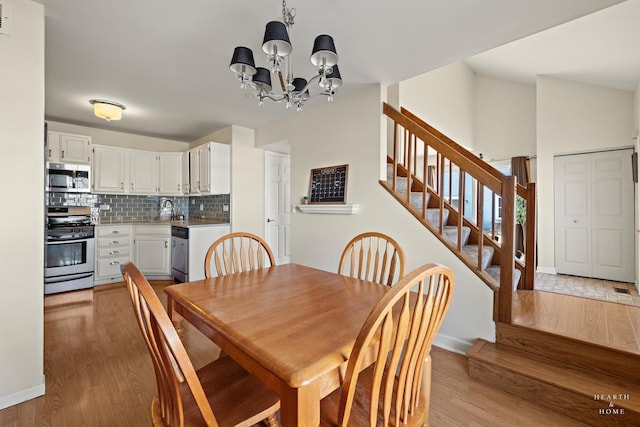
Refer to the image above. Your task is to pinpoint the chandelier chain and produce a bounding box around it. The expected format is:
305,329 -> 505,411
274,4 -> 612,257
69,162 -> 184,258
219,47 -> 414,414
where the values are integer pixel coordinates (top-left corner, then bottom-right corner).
282,0 -> 295,27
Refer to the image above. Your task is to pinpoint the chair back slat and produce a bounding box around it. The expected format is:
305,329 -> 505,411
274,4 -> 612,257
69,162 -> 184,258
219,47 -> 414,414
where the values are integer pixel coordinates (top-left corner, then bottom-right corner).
205,232 -> 276,278
334,263 -> 454,427
120,262 -> 219,427
338,232 -> 406,287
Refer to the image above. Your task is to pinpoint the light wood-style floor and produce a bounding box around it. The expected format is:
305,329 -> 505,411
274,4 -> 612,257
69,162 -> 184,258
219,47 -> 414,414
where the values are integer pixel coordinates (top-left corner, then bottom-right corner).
0,284 -> 587,426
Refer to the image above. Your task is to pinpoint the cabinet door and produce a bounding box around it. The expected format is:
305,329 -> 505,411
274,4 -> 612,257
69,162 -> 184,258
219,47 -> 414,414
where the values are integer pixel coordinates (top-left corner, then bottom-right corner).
210,142 -> 230,194
130,150 -> 158,194
182,152 -> 190,194
60,133 -> 91,164
134,237 -> 171,275
46,131 -> 61,162
93,146 -> 126,194
158,152 -> 182,195
189,147 -> 200,194
197,144 -> 211,193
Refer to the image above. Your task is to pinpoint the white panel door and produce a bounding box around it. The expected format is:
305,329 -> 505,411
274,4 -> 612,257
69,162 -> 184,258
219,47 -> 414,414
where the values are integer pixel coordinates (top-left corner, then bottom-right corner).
265,152 -> 291,265
554,149 -> 634,282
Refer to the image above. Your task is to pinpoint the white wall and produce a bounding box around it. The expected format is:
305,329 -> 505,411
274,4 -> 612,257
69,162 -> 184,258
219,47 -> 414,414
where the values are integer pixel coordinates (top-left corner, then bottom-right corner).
474,75 -> 536,161
0,0 -> 46,409
47,121 -> 188,152
400,62 -> 476,150
536,76 -> 635,272
256,85 -> 495,354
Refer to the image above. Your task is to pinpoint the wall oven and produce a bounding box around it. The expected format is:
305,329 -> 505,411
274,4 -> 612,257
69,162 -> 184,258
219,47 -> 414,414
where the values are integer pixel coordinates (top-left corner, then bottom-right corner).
45,206 -> 95,295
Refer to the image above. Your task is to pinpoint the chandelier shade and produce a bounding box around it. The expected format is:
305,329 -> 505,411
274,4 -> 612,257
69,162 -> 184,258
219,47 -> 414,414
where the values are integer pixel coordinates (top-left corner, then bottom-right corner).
229,47 -> 256,75
262,21 -> 292,56
310,35 -> 338,67
229,0 -> 341,111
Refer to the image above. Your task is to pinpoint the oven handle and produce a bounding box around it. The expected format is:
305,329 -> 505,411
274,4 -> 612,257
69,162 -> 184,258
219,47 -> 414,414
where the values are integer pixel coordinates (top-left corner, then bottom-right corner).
47,237 -> 94,244
44,272 -> 94,284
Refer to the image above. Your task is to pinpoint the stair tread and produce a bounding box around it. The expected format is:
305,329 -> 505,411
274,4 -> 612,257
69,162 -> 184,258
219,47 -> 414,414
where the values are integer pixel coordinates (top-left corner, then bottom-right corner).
468,339 -> 640,411
443,226 -> 471,246
461,244 -> 494,270
485,265 -> 521,291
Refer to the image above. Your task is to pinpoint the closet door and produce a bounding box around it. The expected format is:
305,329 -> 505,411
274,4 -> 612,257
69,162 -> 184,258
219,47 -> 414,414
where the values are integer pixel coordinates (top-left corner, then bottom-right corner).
554,149 -> 634,282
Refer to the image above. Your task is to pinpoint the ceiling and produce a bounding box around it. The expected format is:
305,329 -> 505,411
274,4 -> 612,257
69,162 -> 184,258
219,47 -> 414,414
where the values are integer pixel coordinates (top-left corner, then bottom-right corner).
465,0 -> 640,92
35,0 -> 625,142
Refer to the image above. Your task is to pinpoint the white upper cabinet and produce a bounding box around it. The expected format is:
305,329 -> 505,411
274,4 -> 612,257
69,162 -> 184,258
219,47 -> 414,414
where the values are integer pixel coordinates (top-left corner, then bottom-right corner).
47,131 -> 91,164
92,145 -> 127,194
191,142 -> 230,195
158,152 -> 183,195
181,152 -> 190,194
129,150 -> 158,194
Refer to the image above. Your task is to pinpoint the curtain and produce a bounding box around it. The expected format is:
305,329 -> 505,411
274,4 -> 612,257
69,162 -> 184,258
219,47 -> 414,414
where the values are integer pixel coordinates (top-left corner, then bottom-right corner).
511,156 -> 530,257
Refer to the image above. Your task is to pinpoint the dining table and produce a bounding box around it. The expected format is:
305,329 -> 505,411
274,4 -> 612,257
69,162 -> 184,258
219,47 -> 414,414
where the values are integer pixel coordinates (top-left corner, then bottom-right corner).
165,263 -> 390,427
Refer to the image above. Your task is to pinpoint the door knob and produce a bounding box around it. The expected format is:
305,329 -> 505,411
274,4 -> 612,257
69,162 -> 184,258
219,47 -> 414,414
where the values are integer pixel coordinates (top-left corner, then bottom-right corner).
267,218 -> 275,223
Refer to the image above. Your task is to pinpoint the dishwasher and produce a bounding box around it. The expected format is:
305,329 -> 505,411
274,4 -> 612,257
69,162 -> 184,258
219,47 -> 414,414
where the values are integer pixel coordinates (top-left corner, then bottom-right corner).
171,226 -> 189,282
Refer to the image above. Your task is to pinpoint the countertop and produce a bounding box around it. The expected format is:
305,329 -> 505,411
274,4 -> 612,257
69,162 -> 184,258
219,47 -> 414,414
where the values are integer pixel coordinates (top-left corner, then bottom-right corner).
95,218 -> 230,228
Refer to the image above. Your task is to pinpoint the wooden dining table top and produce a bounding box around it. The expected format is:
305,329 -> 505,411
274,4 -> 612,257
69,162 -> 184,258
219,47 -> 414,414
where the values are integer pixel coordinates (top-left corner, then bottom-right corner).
165,263 -> 390,426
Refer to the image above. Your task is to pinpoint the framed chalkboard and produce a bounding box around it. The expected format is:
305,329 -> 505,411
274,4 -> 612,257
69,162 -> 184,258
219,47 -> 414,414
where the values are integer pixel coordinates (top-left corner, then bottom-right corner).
308,164 -> 349,204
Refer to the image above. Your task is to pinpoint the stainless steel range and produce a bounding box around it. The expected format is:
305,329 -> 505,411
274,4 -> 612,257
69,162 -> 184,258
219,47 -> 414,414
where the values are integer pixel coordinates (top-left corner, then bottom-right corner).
45,206 -> 95,295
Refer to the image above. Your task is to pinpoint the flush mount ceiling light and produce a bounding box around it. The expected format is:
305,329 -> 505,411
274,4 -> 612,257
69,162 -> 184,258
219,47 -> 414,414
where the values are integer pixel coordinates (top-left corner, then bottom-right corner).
89,99 -> 126,122
229,0 -> 342,112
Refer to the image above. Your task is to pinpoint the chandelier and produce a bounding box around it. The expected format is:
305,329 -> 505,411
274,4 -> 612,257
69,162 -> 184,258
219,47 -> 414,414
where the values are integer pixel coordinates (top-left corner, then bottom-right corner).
229,0 -> 342,111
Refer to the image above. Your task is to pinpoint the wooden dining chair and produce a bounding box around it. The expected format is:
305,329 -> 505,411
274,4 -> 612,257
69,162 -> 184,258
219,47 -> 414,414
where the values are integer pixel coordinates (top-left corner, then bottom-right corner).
319,263 -> 454,427
120,262 -> 280,427
204,232 -> 276,278
338,232 -> 406,286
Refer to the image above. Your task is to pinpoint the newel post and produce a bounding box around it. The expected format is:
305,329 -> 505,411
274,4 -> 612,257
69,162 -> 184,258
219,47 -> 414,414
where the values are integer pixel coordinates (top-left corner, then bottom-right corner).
498,175 -> 516,324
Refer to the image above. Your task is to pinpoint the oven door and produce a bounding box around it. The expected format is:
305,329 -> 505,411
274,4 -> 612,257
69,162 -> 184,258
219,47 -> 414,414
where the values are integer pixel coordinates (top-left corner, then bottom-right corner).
45,237 -> 95,278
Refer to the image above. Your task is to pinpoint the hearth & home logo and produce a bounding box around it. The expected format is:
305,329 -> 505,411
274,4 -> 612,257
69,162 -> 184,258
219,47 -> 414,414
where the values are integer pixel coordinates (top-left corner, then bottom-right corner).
593,393 -> 630,416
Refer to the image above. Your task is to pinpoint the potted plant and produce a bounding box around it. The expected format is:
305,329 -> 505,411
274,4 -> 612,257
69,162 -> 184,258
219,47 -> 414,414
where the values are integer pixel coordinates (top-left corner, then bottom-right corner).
302,196 -> 309,205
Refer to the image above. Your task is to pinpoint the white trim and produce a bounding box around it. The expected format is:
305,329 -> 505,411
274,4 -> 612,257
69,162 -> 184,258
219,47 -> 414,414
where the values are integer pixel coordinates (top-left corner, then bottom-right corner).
432,333 -> 475,355
536,266 -> 557,275
296,204 -> 360,214
0,377 -> 45,410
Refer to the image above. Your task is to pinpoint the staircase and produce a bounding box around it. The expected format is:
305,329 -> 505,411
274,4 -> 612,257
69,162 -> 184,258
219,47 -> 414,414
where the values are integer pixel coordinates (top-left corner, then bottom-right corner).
382,103 -> 640,424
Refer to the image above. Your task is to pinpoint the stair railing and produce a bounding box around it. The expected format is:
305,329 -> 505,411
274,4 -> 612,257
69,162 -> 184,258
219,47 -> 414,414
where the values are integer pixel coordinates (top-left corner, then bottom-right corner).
383,103 -> 536,324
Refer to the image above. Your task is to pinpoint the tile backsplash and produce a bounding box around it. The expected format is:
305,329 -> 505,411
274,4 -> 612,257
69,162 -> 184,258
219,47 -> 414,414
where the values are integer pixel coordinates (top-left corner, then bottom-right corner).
46,192 -> 230,223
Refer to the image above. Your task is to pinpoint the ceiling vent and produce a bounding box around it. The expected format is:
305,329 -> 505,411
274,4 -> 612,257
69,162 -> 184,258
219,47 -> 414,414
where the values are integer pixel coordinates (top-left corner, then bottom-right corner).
0,1 -> 12,36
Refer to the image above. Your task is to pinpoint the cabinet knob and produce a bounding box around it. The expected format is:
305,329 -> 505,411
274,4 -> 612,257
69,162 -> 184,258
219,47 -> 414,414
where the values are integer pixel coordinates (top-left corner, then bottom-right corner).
109,261 -> 120,266
110,250 -> 120,255
112,230 -> 120,234
61,150 -> 65,158
111,240 -> 120,244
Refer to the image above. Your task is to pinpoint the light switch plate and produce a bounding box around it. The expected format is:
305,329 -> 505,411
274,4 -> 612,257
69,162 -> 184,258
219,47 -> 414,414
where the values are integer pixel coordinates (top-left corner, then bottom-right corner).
0,2 -> 12,36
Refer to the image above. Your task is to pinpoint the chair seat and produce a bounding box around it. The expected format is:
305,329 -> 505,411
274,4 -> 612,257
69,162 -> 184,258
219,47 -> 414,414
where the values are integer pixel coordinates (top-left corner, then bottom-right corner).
152,354 -> 280,427
319,365 -> 427,427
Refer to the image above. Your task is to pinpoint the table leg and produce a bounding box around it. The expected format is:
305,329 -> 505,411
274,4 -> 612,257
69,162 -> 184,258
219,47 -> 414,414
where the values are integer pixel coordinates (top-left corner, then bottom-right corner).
166,296 -> 184,340
279,381 -> 320,427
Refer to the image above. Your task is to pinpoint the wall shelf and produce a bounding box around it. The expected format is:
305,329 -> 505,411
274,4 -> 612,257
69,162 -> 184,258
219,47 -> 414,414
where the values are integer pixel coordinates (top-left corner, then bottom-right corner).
296,204 -> 360,214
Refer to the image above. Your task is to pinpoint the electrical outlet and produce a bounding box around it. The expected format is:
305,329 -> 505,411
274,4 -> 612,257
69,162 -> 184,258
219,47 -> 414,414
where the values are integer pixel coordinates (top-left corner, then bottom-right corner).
200,204 -> 204,211
191,199 -> 196,205
223,204 -> 229,212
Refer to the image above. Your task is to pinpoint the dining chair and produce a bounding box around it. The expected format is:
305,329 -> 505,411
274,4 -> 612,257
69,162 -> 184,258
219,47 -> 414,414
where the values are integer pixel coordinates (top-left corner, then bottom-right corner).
204,232 -> 276,278
338,232 -> 406,286
120,262 -> 280,427
319,263 -> 454,427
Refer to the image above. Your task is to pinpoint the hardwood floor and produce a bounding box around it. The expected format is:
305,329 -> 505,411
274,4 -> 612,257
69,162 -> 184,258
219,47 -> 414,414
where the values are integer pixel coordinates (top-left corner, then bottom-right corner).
0,284 -> 587,426
513,289 -> 640,355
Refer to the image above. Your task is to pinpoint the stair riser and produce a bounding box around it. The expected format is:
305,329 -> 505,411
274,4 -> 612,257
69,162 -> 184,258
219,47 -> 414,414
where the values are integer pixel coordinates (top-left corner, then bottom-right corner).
497,323 -> 640,384
469,359 -> 639,426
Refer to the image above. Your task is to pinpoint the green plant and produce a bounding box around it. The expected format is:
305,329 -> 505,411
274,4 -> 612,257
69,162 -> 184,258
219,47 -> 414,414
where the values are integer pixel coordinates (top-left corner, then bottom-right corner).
515,195 -> 526,225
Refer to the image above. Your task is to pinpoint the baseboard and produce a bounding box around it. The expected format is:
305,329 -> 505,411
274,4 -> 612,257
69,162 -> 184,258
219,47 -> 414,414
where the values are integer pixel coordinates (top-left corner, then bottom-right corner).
433,333 -> 476,355
536,266 -> 557,275
0,377 -> 45,410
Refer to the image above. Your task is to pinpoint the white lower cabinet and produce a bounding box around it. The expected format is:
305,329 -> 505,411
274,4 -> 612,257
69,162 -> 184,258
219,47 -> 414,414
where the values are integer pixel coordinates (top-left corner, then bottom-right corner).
133,225 -> 171,277
95,225 -> 132,285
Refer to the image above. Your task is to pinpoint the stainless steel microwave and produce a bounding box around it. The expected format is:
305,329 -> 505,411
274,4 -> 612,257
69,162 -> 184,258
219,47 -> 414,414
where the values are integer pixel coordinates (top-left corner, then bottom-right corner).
46,162 -> 91,193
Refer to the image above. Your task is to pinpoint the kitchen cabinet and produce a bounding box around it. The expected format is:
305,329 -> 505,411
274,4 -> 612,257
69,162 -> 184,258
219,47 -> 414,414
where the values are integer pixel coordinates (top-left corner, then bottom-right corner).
95,225 -> 132,285
92,145 -> 127,194
129,150 -> 158,194
181,152 -> 190,194
159,152 -> 183,195
133,225 -> 171,277
189,142 -> 230,195
47,131 -> 92,164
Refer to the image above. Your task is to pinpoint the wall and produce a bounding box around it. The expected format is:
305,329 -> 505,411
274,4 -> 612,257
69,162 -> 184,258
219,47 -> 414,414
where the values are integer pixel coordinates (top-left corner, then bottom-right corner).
474,74 -> 536,161
536,76 -> 635,272
47,121 -> 188,152
256,85 -> 495,354
400,61 -> 476,150
0,0 -> 46,409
